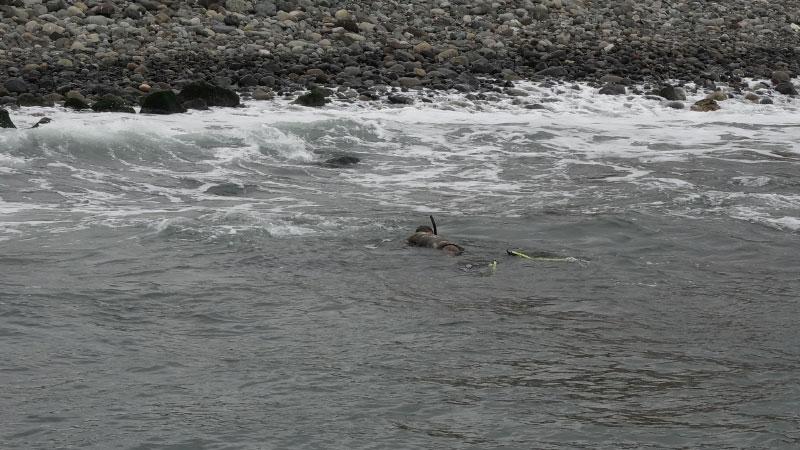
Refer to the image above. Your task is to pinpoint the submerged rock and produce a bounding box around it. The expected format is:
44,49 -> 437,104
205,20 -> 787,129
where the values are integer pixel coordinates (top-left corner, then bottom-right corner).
0,109 -> 15,128
205,182 -> 249,196
293,88 -> 330,107
177,80 -> 240,108
91,95 -> 136,113
31,117 -> 52,128
691,98 -> 720,112
140,91 -> 187,114
323,155 -> 360,167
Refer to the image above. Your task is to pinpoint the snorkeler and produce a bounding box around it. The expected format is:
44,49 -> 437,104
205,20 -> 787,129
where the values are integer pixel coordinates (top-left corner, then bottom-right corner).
407,223 -> 464,256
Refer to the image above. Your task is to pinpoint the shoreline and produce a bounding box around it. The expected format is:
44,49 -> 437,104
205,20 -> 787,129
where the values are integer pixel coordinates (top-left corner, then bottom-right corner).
2,0 -> 800,109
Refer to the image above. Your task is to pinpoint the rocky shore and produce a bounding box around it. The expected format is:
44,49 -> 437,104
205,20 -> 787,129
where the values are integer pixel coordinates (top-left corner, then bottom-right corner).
1,0 -> 799,109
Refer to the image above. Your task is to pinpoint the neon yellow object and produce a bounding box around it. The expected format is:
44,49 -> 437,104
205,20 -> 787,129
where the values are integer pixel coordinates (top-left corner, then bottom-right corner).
507,250 -> 532,259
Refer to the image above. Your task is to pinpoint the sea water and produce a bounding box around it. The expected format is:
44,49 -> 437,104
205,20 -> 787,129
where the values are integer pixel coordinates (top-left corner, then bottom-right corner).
1,83 -> 799,449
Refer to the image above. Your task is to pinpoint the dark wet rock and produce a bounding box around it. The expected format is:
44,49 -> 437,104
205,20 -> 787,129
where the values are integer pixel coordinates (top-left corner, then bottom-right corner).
293,88 -> 330,107
598,83 -> 626,95
525,103 -> 548,110
205,182 -> 249,196
140,91 -> 187,115
760,98 -> 774,105
31,117 -> 52,128
774,81 -> 798,96
91,94 -> 136,113
691,98 -> 720,112
177,80 -> 240,108
658,85 -> 687,101
323,155 -> 360,167
666,101 -> 684,110
387,94 -> 413,104
64,97 -> 91,110
4,77 -> 28,94
16,93 -> 54,107
535,66 -> 568,78
771,70 -> 791,84
599,75 -> 624,84
0,109 -> 15,128
182,98 -> 210,110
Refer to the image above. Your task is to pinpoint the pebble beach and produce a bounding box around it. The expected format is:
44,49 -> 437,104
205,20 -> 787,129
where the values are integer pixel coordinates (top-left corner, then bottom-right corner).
1,0 -> 800,109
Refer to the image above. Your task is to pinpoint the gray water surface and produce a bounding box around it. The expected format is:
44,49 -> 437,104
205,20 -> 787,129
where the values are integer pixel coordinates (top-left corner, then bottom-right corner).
1,104 -> 799,449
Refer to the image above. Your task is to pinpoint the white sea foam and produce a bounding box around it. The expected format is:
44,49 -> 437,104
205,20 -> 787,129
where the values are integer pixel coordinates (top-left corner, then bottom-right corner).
2,82 -> 799,239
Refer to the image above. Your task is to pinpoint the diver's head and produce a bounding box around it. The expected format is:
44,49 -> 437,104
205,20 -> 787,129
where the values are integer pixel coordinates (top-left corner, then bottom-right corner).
415,225 -> 434,233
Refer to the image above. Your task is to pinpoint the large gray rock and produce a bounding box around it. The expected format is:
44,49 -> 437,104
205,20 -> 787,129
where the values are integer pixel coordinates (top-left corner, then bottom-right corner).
4,78 -> 29,93
774,81 -> 798,95
658,85 -> 687,101
140,91 -> 187,114
177,80 -> 240,107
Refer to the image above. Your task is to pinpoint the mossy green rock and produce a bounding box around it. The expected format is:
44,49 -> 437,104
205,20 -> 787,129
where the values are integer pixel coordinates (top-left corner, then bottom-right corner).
140,90 -> 187,114
91,94 -> 136,113
691,98 -> 720,112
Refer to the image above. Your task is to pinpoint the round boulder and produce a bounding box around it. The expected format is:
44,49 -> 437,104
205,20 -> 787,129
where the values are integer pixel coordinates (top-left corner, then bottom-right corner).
140,91 -> 188,115
177,80 -> 240,107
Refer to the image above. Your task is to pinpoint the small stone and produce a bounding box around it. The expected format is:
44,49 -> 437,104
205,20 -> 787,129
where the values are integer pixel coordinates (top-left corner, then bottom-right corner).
744,93 -> 760,103
252,88 -> 274,100
413,41 -> 433,54
334,9 -> 351,21
436,48 -> 459,62
139,83 -> 151,93
225,0 -> 253,13
66,5 -> 84,16
666,101 -> 684,109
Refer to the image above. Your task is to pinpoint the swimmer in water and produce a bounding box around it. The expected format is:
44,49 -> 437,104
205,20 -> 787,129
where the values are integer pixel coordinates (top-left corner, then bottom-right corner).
407,225 -> 464,256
